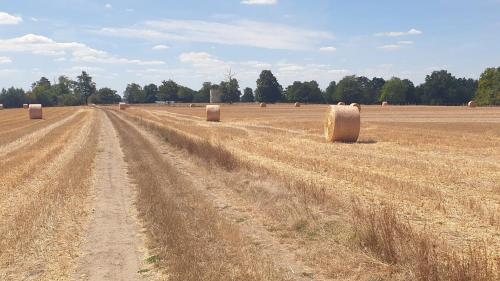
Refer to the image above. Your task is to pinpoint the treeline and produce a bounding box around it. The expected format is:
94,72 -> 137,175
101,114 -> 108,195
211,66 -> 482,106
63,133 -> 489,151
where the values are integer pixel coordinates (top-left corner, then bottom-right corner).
1,67 -> 498,108
0,71 -> 121,108
120,68 -> 499,106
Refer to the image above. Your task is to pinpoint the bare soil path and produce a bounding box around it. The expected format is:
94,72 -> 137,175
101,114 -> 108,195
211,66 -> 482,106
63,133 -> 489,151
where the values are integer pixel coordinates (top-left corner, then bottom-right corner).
74,110 -> 149,281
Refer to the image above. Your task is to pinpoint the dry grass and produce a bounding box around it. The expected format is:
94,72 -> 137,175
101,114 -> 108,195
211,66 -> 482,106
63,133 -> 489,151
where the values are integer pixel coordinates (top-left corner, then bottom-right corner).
0,108 -> 99,280
117,104 -> 499,280
107,110 -> 287,281
352,204 -> 498,281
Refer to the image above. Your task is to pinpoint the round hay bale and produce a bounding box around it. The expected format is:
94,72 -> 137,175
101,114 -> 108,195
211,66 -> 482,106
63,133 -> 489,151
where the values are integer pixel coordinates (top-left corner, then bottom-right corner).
468,101 -> 477,108
260,102 -> 267,108
294,102 -> 301,107
382,101 -> 388,106
23,104 -> 29,109
324,105 -> 360,143
29,104 -> 43,119
119,102 -> 127,110
206,105 -> 220,122
337,102 -> 345,105
0,104 -> 3,110
350,103 -> 361,111
189,103 -> 194,107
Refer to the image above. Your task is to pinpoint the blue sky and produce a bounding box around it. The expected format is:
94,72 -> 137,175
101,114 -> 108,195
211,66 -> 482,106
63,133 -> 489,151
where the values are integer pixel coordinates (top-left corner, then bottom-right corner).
0,0 -> 499,94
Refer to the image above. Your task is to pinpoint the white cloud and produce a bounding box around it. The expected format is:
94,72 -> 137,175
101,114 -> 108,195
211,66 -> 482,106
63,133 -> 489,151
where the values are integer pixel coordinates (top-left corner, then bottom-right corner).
54,57 -> 66,62
105,3 -> 112,9
30,17 -> 38,22
241,0 -> 277,5
126,8 -> 134,12
152,44 -> 169,50
319,46 -> 337,52
0,34 -> 165,65
0,56 -> 12,64
95,19 -> 333,50
0,12 -> 22,25
375,28 -> 422,37
378,44 -> 401,50
378,40 -> 414,50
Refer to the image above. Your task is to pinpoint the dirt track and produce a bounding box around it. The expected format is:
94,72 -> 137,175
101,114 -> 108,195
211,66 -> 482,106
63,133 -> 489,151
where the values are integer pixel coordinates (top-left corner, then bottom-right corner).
74,110 -> 149,280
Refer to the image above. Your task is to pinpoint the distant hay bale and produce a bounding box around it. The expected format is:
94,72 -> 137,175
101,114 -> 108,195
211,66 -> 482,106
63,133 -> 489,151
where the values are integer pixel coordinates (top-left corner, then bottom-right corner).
382,101 -> 388,106
206,105 -> 220,122
350,103 -> 361,111
189,103 -> 194,107
23,104 -> 29,109
337,102 -> 345,105
119,102 -> 127,110
294,102 -> 301,107
468,101 -> 477,108
0,104 -> 3,110
324,105 -> 360,143
29,104 -> 43,119
260,102 -> 267,108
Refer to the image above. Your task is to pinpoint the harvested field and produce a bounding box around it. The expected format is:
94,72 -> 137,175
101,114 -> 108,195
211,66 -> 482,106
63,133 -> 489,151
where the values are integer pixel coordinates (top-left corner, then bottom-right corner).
1,104 -> 499,280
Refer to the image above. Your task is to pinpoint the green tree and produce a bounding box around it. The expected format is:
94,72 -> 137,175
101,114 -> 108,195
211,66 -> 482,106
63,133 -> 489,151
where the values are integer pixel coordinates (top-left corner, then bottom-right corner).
75,71 -> 96,105
177,86 -> 195,102
370,77 -> 386,104
323,81 -> 336,104
379,77 -> 411,104
241,87 -> 255,102
0,87 -> 27,108
220,78 -> 241,103
285,80 -> 323,103
158,80 -> 179,102
96,87 -> 121,104
124,83 -> 145,103
30,77 -> 56,106
255,70 -> 283,103
335,75 -> 368,104
193,82 -> 211,103
475,67 -> 499,105
143,83 -> 158,103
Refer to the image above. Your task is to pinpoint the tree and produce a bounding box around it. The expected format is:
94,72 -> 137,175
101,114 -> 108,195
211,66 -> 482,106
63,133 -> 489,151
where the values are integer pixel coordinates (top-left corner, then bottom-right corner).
220,78 -> 241,103
255,70 -> 283,103
193,82 -> 211,103
475,67 -> 499,105
95,87 -> 121,104
75,71 -> 96,105
124,83 -> 145,103
419,70 -> 458,105
143,83 -> 158,103
370,77 -> 386,104
379,77 -> 412,104
334,75 -> 371,104
177,86 -> 195,102
30,77 -> 56,106
285,80 -> 323,103
158,80 -> 179,102
323,81 -> 336,104
241,87 -> 255,102
0,87 -> 27,108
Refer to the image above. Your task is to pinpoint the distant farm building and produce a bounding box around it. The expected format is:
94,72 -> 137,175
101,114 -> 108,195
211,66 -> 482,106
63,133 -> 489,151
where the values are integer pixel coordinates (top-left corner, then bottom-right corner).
210,89 -> 222,103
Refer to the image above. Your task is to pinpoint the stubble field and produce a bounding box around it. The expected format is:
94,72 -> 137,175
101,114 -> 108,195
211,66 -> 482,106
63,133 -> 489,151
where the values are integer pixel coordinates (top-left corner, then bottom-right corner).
0,104 -> 498,281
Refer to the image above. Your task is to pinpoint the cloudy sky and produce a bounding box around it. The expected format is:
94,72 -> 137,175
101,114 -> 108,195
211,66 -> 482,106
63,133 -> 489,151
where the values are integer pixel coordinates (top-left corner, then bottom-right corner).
0,0 -> 499,94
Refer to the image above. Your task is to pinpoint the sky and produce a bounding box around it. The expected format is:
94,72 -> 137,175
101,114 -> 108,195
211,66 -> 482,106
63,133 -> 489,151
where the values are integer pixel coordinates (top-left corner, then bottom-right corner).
0,0 -> 499,94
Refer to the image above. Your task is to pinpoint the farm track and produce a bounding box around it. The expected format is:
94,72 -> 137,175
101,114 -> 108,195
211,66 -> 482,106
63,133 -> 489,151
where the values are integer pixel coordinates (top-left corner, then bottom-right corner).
0,108 -> 99,280
74,110 -> 150,281
123,105 -> 500,265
